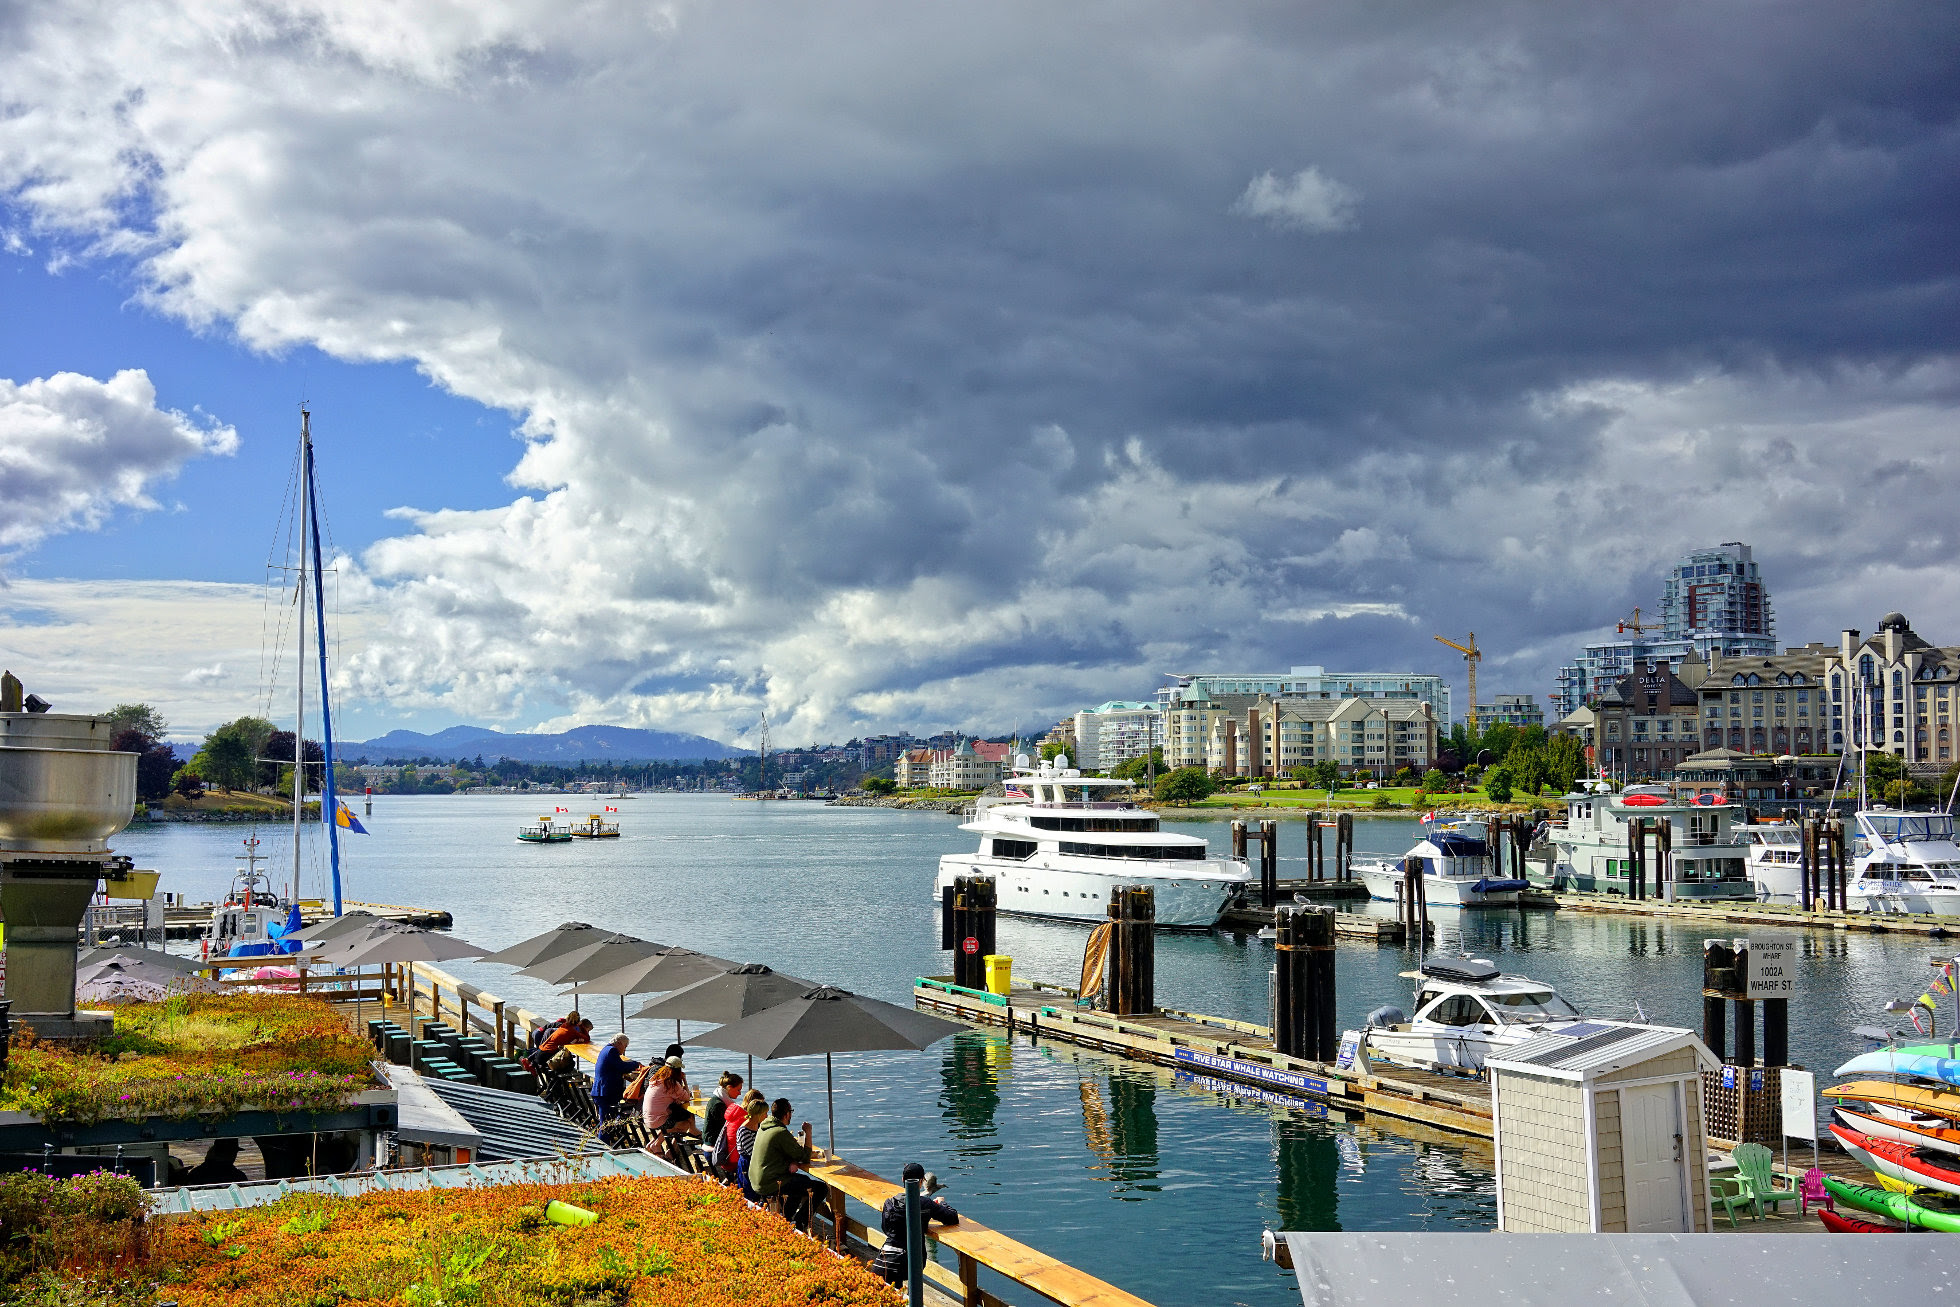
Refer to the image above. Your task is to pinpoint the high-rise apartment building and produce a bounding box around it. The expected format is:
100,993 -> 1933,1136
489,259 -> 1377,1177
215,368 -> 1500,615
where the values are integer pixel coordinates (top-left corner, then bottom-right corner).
1553,543 -> 1778,715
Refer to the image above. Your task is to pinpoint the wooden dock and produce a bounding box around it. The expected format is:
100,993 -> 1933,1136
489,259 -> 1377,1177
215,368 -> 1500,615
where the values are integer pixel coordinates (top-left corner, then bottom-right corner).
1526,890 -> 1960,937
1216,905 -> 1413,940
915,977 -> 1495,1141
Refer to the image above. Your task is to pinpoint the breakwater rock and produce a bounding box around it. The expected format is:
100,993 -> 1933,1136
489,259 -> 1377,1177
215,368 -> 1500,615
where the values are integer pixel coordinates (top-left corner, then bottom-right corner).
826,795 -> 970,814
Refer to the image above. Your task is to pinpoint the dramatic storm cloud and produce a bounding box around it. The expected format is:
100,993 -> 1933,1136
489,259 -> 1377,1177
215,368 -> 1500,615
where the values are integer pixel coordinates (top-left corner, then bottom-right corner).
1,1 -> 1955,740
0,370 -> 236,554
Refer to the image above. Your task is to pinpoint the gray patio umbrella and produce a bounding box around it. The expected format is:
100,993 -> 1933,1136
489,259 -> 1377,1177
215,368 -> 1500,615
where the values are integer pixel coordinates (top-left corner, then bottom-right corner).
292,909 -> 381,947
631,963 -> 819,1083
576,947 -> 733,1040
475,921 -> 605,969
76,956 -> 221,994
519,933 -> 665,1030
78,946 -> 205,974
306,923 -> 487,1050
692,985 -> 964,1154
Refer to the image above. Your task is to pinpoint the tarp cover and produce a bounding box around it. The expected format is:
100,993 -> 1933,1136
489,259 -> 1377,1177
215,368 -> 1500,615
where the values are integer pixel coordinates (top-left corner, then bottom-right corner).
1277,1232 -> 1954,1306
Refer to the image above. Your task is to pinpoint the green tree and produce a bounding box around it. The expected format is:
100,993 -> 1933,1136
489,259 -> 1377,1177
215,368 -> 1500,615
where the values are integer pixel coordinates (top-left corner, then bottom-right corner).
1481,722 -> 1520,764
1510,745 -> 1549,796
861,775 -> 896,795
1111,748 -> 1165,782
105,703 -> 167,741
1154,767 -> 1216,806
1484,765 -> 1514,804
1039,739 -> 1072,763
195,716 -> 273,792
1545,734 -> 1586,795
1422,769 -> 1448,794
1392,766 -> 1415,786
1863,750 -> 1906,793
1309,760 -> 1340,791
171,765 -> 204,799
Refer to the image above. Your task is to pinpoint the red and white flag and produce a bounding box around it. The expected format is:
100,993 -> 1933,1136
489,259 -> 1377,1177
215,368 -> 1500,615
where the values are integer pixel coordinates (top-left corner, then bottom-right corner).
1420,809 -> 1436,824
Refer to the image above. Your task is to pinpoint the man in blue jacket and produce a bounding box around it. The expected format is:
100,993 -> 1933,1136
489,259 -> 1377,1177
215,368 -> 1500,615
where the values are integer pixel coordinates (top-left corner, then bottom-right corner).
589,1033 -> 641,1121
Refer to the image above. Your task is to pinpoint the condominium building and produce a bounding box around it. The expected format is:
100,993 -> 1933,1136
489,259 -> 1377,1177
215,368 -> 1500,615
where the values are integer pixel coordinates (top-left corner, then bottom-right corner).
1157,667 -> 1451,728
1072,701 -> 1162,772
1693,644 -> 1835,757
1823,613 -> 1960,768
1553,543 -> 1779,715
1475,694 -> 1544,729
1594,662 -> 1701,778
1168,690 -> 1436,777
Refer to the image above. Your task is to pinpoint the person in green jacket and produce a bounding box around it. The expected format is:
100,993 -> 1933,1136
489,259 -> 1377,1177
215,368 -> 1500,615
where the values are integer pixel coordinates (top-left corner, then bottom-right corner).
748,1097 -> 830,1232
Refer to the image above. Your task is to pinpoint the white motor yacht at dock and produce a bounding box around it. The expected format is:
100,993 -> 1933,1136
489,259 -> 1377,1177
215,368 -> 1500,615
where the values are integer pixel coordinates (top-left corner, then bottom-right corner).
1845,808 -> 1960,914
934,755 -> 1251,928
1535,781 -> 1753,900
1343,957 -> 1594,1074
1355,823 -> 1528,907
1740,819 -> 1806,901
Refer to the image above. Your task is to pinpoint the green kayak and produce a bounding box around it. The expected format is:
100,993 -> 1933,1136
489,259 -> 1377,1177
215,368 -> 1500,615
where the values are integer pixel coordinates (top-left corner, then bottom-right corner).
1825,1176 -> 1960,1232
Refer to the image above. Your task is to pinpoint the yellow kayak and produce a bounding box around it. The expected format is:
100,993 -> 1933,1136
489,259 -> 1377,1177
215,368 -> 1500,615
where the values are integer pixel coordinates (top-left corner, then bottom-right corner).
1825,1080 -> 1960,1122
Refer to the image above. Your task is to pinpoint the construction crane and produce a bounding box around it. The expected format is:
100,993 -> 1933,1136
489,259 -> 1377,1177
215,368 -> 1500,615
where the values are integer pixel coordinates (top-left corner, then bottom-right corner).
1616,606 -> 1657,634
1435,632 -> 1483,734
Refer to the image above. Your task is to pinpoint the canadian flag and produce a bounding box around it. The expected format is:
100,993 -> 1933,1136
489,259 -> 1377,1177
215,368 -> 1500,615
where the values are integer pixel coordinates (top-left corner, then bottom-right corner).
1420,809 -> 1436,824
555,806 -> 567,813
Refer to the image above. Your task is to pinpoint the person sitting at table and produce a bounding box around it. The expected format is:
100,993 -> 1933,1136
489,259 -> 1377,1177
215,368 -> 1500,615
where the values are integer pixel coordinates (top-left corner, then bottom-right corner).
641,1056 -> 699,1138
588,1032 -> 641,1120
524,1015 -> 589,1073
702,1071 -> 744,1172
749,1098 -> 830,1233
870,1164 -> 959,1284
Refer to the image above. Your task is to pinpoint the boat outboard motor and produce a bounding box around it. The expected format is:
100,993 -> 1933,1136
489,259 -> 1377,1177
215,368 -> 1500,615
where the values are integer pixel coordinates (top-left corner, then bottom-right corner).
1364,1005 -> 1406,1029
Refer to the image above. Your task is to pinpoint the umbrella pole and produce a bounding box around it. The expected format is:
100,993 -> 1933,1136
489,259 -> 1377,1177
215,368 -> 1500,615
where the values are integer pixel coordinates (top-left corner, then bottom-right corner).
826,1051 -> 836,1158
619,992 -> 626,1034
676,1018 -> 682,1046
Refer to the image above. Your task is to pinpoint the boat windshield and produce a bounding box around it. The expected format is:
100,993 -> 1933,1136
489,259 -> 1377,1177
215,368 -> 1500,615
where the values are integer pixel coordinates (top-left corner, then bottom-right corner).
1867,813 -> 1957,843
1486,990 -> 1581,1023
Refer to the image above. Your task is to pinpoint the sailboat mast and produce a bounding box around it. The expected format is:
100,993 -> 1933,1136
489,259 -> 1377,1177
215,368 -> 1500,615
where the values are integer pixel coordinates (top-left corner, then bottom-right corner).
292,409 -> 309,904
304,424 -> 344,916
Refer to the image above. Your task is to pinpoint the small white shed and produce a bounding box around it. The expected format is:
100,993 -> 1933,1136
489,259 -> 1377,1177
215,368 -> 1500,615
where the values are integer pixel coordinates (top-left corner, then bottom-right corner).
1487,1024 -> 1718,1233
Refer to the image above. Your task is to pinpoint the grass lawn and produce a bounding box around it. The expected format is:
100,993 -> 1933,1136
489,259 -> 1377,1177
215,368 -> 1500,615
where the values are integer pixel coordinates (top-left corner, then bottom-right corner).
155,789 -> 292,814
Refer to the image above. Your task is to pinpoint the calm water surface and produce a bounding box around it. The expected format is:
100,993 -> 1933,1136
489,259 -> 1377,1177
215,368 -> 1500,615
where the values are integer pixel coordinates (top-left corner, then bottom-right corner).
115,797 -> 1947,1307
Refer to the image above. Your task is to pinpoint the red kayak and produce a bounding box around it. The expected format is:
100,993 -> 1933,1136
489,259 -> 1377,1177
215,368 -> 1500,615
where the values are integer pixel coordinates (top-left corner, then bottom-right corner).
1831,1123 -> 1960,1197
1819,1208 -> 1907,1233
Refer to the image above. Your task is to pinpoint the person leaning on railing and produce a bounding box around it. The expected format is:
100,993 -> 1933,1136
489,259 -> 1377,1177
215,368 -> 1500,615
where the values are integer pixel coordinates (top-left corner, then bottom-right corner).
869,1163 -> 958,1285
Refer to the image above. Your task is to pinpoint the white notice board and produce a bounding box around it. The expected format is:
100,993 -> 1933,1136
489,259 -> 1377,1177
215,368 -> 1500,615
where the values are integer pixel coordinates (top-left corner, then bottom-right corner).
1781,1068 -> 1817,1141
1746,935 -> 1798,999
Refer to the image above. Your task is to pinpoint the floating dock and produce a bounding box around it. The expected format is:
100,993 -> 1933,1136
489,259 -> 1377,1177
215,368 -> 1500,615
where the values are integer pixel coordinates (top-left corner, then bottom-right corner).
92,899 -> 453,942
915,976 -> 1495,1141
1523,890 -> 1960,936
1216,905 -> 1415,940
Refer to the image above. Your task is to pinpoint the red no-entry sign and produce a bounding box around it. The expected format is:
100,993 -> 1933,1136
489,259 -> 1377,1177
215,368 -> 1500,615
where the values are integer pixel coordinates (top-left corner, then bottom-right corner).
961,937 -> 979,955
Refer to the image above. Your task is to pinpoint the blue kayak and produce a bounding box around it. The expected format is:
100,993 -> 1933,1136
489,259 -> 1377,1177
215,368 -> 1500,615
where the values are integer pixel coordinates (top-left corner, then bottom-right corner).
1836,1050 -> 1960,1086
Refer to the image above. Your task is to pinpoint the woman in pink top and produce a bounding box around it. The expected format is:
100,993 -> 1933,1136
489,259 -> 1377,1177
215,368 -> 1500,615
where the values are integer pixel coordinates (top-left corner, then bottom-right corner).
641,1057 -> 699,1136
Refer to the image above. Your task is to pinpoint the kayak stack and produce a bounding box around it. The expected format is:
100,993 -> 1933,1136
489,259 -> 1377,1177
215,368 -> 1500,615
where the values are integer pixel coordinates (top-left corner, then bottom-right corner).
1823,1043 -> 1960,1232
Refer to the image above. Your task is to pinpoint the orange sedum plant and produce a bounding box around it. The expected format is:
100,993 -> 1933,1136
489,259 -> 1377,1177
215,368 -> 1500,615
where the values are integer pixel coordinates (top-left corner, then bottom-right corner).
138,1175 -> 900,1305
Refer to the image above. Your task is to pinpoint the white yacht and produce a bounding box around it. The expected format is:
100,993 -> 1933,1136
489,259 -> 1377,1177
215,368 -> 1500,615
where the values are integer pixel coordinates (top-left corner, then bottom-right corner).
1538,782 -> 1754,900
1740,820 -> 1806,901
934,755 -> 1251,928
1845,808 -> 1960,914
1355,825 -> 1528,907
1343,957 -> 1591,1074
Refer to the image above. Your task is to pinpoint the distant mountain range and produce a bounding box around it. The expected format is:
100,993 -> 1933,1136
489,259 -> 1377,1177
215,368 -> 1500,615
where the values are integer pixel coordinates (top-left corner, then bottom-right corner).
343,724 -> 742,764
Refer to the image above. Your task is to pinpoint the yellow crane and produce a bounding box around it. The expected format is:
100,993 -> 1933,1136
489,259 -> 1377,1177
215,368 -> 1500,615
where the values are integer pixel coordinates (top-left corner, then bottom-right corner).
1616,606 -> 1657,634
1435,632 -> 1483,733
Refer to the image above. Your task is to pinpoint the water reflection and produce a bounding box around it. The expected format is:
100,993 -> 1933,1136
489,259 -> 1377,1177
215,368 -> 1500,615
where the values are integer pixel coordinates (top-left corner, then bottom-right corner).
1274,1119 -> 1341,1231
1081,1070 -> 1161,1195
939,1031 -> 1003,1149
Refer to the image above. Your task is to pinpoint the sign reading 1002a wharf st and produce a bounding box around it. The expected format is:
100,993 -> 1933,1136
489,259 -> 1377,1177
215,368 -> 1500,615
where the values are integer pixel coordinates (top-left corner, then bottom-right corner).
1745,935 -> 1798,999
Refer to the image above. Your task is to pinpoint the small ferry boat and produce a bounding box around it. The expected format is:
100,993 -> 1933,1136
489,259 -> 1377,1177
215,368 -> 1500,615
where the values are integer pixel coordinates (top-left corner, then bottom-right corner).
1345,956 -> 1590,1074
1538,782 -> 1753,900
1845,808 -> 1960,914
933,755 -> 1251,928
1355,824 -> 1528,907
517,817 -> 573,844
570,813 -> 621,838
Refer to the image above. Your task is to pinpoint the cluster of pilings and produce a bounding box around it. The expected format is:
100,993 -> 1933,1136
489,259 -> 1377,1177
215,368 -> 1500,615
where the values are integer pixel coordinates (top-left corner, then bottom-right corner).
1102,886 -> 1156,1016
1623,815 -> 1673,901
1397,857 -> 1431,939
1272,906 -> 1336,1060
1234,814 -> 1355,909
1797,815 -> 1850,912
1483,815 -> 1530,881
940,875 -> 997,990
1701,939 -> 1792,1142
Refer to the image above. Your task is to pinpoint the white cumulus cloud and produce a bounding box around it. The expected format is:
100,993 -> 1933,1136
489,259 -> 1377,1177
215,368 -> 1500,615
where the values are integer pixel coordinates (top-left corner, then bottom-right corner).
1231,167 -> 1359,233
0,370 -> 237,553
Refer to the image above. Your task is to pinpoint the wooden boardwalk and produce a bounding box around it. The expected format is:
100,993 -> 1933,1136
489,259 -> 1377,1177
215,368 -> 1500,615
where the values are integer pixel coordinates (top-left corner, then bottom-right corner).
916,978 -> 1494,1141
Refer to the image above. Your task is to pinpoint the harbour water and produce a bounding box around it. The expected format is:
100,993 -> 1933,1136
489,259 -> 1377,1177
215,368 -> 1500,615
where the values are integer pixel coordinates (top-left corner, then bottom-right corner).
119,797 -> 1952,1306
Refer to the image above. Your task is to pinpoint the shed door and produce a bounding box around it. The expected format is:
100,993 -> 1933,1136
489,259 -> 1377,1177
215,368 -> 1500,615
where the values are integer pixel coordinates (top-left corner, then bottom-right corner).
1621,1082 -> 1688,1232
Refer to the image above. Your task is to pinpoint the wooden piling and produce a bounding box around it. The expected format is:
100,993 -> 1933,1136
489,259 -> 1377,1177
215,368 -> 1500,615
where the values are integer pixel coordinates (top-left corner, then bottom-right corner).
1260,820 -> 1278,909
1300,905 -> 1337,1061
1763,996 -> 1789,1068
1232,821 -> 1248,867
1800,818 -> 1817,911
1306,813 -> 1324,882
1105,886 -> 1155,1016
1336,813 -> 1353,882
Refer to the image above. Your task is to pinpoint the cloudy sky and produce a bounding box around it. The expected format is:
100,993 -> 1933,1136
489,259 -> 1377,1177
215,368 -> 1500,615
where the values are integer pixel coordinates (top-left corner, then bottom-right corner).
1,1 -> 1955,746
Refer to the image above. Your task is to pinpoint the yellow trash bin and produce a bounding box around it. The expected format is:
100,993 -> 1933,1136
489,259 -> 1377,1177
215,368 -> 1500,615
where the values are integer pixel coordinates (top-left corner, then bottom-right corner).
983,954 -> 1012,996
